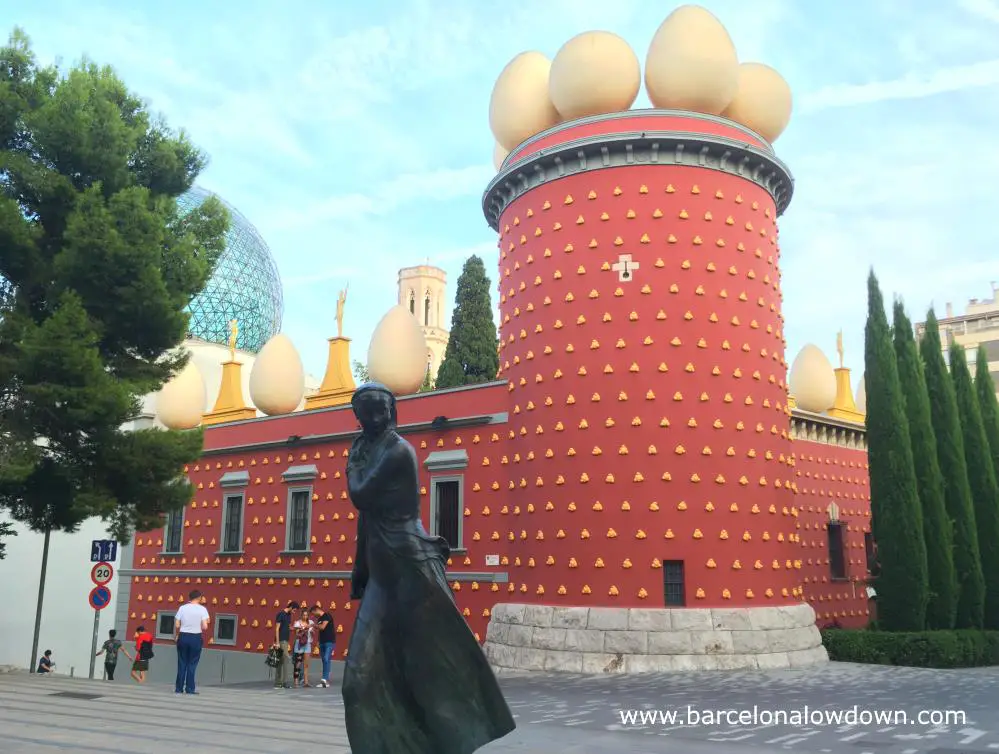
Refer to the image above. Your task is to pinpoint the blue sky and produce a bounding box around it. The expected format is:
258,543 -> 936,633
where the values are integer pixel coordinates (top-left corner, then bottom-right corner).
6,0 -> 999,387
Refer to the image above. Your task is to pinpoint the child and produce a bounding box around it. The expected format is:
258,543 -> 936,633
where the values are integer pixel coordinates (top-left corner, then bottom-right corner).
36,650 -> 55,674
95,629 -> 126,681
131,625 -> 154,684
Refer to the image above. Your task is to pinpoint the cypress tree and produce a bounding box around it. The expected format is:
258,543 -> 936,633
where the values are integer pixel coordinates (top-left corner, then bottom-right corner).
435,255 -> 499,388
418,364 -> 435,393
920,311 -> 984,628
892,301 -> 956,629
950,344 -> 999,629
863,272 -> 928,630
976,345 -> 999,489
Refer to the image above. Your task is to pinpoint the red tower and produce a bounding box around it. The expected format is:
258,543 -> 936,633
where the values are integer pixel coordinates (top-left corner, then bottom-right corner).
485,111 -> 801,609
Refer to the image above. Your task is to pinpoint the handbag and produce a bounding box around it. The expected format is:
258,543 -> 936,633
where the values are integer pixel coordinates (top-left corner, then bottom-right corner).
265,646 -> 282,668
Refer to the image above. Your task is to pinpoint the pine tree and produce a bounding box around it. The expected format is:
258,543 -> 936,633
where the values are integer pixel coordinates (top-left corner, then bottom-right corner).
863,272 -> 928,630
892,301 -> 956,629
435,255 -> 498,388
0,521 -> 13,559
0,29 -> 228,541
920,311 -> 984,628
353,360 -> 370,384
950,343 -> 999,629
976,345 -> 999,492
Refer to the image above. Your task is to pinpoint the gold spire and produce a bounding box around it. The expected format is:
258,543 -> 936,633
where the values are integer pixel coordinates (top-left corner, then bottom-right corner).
203,328 -> 256,425
335,285 -> 348,339
228,319 -> 239,361
827,331 -> 863,423
306,284 -> 356,410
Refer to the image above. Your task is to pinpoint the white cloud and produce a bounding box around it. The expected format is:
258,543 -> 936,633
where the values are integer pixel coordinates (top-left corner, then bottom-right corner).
269,164 -> 494,228
959,0 -> 999,24
800,59 -> 999,112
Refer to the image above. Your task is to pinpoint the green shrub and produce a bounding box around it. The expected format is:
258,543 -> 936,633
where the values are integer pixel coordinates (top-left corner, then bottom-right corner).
821,628 -> 999,668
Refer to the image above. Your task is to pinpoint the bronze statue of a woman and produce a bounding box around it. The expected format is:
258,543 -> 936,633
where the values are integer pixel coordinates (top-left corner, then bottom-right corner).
342,382 -> 516,754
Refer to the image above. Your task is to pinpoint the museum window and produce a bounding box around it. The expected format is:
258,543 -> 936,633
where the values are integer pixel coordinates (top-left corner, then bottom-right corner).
424,293 -> 431,326
663,560 -> 685,606
214,614 -> 238,646
156,612 -> 175,640
286,488 -> 312,553
430,477 -> 462,550
221,493 -> 244,553
164,509 -> 184,554
423,449 -> 469,551
828,522 -> 846,579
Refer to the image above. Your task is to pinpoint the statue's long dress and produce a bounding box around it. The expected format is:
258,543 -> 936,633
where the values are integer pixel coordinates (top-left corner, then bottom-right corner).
342,432 -> 516,754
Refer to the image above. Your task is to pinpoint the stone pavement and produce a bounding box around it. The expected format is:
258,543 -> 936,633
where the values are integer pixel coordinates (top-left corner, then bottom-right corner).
2,662 -> 999,753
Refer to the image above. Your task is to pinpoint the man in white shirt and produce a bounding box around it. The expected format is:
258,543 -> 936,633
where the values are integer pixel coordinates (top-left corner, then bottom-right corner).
174,590 -> 210,694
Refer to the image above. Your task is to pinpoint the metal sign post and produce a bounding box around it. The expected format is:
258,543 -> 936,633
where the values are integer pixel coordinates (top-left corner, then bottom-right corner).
88,609 -> 100,680
87,577 -> 113,680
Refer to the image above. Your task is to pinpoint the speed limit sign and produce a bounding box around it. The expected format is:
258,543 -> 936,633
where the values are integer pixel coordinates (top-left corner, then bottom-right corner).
91,561 -> 114,586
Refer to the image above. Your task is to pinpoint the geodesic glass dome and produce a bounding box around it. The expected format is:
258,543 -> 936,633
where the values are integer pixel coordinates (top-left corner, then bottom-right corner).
177,186 -> 283,354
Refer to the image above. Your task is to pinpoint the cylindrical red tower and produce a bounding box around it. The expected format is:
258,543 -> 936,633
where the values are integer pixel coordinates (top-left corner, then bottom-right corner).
484,110 -> 801,609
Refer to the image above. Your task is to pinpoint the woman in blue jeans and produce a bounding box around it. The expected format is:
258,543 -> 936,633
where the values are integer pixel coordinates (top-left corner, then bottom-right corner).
311,605 -> 336,688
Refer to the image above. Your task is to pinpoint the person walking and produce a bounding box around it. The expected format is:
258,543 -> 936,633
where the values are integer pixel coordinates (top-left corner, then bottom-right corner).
95,630 -> 124,681
131,625 -> 154,683
312,605 -> 336,688
174,590 -> 210,695
292,607 -> 315,688
35,650 -> 55,674
272,601 -> 298,689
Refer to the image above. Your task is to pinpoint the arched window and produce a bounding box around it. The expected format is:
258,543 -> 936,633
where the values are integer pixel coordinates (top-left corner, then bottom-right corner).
409,290 -> 415,315
424,292 -> 431,326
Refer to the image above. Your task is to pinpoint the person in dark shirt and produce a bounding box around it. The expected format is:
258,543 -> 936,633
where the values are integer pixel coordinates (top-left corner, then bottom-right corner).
36,650 -> 54,674
311,605 -> 336,688
272,601 -> 298,689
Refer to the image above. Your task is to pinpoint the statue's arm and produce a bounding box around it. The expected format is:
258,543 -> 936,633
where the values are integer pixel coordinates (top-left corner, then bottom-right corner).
350,512 -> 369,599
347,443 -> 407,508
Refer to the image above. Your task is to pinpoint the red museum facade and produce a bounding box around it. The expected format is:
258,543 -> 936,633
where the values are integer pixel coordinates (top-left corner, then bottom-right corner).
123,112 -> 872,663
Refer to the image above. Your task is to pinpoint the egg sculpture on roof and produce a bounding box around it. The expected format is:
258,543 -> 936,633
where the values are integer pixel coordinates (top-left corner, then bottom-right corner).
548,31 -> 641,120
493,142 -> 509,172
367,305 -> 429,396
788,344 -> 837,414
249,333 -> 305,415
156,359 -> 206,430
644,4 -> 739,115
855,374 -> 867,415
489,51 -> 562,152
721,62 -> 793,143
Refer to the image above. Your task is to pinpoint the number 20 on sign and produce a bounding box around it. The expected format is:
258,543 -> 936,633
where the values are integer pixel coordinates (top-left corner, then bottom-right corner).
91,562 -> 114,586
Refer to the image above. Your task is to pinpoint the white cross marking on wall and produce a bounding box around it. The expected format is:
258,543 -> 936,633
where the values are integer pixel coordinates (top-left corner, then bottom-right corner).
612,254 -> 640,282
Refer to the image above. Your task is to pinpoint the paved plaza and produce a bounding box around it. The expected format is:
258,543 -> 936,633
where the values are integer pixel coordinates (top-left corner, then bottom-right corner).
2,662 -> 999,753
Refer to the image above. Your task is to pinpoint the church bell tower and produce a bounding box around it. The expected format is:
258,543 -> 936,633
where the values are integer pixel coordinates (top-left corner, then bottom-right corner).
397,264 -> 450,382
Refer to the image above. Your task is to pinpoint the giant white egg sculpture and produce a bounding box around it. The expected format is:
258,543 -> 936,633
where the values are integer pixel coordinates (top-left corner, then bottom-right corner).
548,31 -> 641,120
644,4 -> 739,115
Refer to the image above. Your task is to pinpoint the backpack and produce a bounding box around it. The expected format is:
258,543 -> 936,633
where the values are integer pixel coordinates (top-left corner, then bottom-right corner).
139,638 -> 154,660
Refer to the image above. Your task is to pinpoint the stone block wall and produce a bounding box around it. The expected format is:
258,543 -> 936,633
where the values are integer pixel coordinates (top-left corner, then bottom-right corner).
483,603 -> 828,673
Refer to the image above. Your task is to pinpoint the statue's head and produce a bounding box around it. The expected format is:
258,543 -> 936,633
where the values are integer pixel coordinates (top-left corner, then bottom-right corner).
351,382 -> 397,435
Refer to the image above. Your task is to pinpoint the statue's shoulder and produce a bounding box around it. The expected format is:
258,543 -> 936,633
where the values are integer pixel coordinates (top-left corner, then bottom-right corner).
387,432 -> 418,463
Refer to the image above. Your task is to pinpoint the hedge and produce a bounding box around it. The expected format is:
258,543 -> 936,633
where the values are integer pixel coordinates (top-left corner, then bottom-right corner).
822,628 -> 999,668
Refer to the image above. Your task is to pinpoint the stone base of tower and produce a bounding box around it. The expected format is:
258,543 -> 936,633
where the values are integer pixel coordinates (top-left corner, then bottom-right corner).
483,603 -> 827,674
